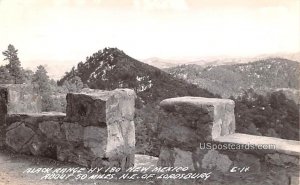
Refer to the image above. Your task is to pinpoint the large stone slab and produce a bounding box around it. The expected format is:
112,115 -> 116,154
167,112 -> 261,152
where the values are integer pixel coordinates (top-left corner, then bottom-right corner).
63,88 -> 136,169
39,121 -> 62,140
214,133 -> 300,156
83,126 -> 107,157
158,146 -> 195,170
66,88 -> 136,127
61,122 -> 84,143
201,150 -> 233,173
0,84 -> 41,114
157,97 -> 236,171
158,97 -> 235,150
5,122 -> 35,152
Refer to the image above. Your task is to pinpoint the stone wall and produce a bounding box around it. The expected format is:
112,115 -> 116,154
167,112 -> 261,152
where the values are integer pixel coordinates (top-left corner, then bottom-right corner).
1,84 -> 299,184
0,85 -> 136,170
158,97 -> 235,146
0,84 -> 42,147
0,84 -> 41,114
157,96 -> 300,185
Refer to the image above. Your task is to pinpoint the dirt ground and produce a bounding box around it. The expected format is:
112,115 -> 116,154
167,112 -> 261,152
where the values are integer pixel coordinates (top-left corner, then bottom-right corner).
0,148 -> 159,185
0,148 -> 299,185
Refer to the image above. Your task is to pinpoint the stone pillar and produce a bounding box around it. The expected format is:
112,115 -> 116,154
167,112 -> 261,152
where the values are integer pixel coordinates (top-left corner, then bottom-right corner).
0,84 -> 41,114
157,96 -> 235,170
60,88 -> 136,170
0,84 -> 41,147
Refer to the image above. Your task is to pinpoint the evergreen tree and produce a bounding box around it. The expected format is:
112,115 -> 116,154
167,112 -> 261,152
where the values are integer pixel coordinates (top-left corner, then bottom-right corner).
32,65 -> 53,111
23,69 -> 34,84
62,75 -> 84,93
234,89 -> 299,140
2,44 -> 25,84
0,66 -> 13,84
32,65 -> 51,93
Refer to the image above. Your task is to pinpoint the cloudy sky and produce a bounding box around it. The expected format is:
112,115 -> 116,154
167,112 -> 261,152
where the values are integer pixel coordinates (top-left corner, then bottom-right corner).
0,0 -> 299,78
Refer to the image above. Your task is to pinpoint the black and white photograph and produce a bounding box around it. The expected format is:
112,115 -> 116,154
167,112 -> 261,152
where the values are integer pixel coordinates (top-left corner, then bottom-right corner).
0,0 -> 299,184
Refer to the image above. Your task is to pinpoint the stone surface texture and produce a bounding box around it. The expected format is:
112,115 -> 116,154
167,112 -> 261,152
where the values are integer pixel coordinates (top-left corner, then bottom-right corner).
0,86 -> 136,170
214,133 -> 300,156
157,96 -> 299,177
0,84 -> 42,147
157,97 -> 236,170
0,84 -> 41,114
158,97 -> 235,147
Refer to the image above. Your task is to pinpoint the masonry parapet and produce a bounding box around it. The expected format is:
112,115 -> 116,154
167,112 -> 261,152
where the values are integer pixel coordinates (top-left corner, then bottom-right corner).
0,84 -> 136,170
157,96 -> 299,184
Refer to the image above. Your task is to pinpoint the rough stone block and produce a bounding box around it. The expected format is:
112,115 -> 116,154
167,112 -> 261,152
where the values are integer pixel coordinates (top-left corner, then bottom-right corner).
57,144 -> 94,167
66,93 -> 106,126
158,147 -> 195,170
29,135 -> 57,158
173,148 -> 194,170
201,150 -> 232,173
4,113 -> 65,157
157,97 -> 236,171
83,126 -> 107,157
233,152 -> 261,172
66,88 -> 136,127
265,153 -> 299,166
39,121 -> 61,139
214,133 -> 300,156
157,146 -> 175,167
158,97 -> 235,150
61,88 -> 136,169
5,122 -> 35,152
158,147 -> 233,173
61,122 -> 83,143
0,84 -> 41,114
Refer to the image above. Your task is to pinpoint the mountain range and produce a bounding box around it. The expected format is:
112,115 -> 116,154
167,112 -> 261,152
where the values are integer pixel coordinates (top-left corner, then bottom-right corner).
141,52 -> 300,69
165,58 -> 300,98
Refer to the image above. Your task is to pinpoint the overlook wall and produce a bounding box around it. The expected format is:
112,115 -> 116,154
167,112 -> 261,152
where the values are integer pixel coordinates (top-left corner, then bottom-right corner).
0,84 -> 136,170
157,97 -> 300,185
1,84 -> 299,184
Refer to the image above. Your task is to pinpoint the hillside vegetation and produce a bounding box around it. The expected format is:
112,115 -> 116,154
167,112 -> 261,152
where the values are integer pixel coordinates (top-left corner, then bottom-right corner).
165,58 -> 300,98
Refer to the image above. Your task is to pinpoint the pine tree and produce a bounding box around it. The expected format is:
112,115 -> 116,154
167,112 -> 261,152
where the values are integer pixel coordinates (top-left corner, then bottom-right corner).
32,65 -> 53,111
0,66 -> 13,84
2,44 -> 25,84
62,75 -> 84,93
23,69 -> 34,84
32,65 -> 52,93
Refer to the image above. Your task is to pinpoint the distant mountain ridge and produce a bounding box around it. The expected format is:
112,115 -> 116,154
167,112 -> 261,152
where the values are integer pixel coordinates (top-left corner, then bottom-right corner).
58,47 -> 217,103
142,52 -> 300,69
165,58 -> 300,98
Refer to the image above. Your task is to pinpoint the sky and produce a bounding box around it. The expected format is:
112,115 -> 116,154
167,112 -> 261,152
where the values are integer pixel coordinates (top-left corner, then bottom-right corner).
0,0 -> 299,78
